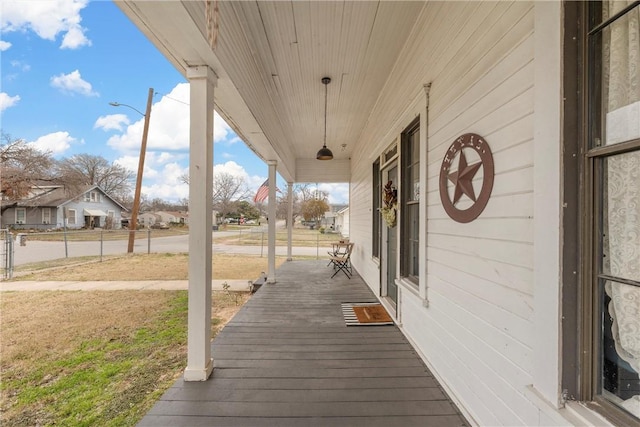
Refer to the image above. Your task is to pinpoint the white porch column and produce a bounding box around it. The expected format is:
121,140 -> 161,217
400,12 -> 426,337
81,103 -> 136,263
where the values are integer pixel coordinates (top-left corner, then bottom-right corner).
267,161 -> 277,283
286,182 -> 293,261
184,65 -> 216,381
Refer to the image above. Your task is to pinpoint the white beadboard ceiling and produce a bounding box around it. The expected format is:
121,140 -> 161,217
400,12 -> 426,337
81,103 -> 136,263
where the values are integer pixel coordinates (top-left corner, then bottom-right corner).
115,1 -> 425,183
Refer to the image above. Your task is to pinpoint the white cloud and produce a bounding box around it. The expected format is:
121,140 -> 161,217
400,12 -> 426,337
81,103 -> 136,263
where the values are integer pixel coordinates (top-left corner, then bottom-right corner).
214,161 -> 249,179
60,25 -> 89,49
113,155 -> 138,174
94,114 -> 129,131
0,40 -> 11,51
0,0 -> 91,49
115,152 -> 190,202
319,183 -> 349,205
27,131 -> 75,155
142,181 -> 190,203
107,83 -> 236,153
10,60 -> 30,72
157,152 -> 176,163
50,69 -> 98,97
0,92 -> 21,112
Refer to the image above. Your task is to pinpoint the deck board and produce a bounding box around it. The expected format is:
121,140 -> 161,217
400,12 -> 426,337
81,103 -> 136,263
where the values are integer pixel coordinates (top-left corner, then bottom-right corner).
138,260 -> 469,426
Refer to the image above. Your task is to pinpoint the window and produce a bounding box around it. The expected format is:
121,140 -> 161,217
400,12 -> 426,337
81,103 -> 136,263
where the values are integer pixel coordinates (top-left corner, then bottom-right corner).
15,208 -> 26,224
84,191 -> 100,202
400,119 -> 420,284
42,208 -> 51,224
372,158 -> 381,259
67,209 -> 76,225
582,2 -> 640,423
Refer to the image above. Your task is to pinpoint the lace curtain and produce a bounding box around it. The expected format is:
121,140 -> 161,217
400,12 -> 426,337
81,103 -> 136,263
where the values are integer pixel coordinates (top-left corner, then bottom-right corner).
602,0 -> 640,417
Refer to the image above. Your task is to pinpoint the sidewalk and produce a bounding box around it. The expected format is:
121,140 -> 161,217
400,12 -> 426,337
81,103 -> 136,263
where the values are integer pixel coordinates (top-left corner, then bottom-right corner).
0,279 -> 253,292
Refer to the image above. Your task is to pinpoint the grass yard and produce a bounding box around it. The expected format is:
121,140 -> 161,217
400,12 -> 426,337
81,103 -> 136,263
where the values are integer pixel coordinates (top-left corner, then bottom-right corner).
0,290 -> 249,426
11,253 -> 288,281
0,253 -> 275,425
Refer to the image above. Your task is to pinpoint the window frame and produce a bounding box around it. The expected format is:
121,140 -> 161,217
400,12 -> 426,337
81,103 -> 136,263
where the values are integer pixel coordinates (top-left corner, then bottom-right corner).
85,191 -> 100,203
15,208 -> 26,224
577,2 -> 640,425
42,208 -> 51,224
67,208 -> 77,225
400,118 -> 420,286
372,158 -> 381,260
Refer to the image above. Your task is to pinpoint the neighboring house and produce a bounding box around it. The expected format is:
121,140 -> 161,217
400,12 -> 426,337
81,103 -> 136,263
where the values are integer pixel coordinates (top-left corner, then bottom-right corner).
334,206 -> 349,237
137,211 -> 189,228
157,211 -> 188,225
117,2 -> 640,426
137,212 -> 162,228
0,184 -> 127,230
321,204 -> 348,230
320,210 -> 336,230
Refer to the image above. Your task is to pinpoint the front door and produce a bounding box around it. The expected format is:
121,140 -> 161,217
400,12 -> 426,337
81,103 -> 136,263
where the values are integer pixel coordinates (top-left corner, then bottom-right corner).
381,162 -> 398,308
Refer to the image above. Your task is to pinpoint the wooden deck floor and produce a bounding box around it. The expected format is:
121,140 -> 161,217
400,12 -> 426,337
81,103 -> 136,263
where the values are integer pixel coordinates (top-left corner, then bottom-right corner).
139,260 -> 469,426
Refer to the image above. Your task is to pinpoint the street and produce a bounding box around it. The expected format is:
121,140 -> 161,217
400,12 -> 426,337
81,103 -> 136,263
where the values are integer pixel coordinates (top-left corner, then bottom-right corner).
11,231 -> 325,266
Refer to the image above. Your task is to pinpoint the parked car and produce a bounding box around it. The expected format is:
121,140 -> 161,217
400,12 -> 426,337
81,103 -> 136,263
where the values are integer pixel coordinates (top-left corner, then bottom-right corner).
150,222 -> 170,229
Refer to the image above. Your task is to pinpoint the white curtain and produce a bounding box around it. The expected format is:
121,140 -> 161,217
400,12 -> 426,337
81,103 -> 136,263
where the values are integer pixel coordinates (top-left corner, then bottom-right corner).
603,0 -> 640,417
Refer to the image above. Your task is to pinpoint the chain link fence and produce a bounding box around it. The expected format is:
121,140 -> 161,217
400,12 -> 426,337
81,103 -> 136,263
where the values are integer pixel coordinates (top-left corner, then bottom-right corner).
7,226 -> 346,271
1,229 -> 14,279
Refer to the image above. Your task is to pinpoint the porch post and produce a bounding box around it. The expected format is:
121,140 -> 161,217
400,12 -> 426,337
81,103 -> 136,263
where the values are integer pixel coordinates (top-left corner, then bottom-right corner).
532,1 -> 562,405
267,160 -> 277,283
184,65 -> 216,381
286,182 -> 293,261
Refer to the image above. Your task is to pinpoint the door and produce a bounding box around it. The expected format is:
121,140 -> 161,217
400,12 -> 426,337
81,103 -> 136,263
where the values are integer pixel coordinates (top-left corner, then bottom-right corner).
381,162 -> 398,308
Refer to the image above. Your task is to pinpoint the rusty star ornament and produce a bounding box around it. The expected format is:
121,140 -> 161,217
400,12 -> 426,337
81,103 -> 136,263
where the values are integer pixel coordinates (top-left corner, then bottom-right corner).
447,150 -> 482,204
439,133 -> 494,223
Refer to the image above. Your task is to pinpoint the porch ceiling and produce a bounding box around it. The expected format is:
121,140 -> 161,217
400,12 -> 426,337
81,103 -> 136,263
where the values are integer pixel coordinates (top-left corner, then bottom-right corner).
115,1 -> 425,183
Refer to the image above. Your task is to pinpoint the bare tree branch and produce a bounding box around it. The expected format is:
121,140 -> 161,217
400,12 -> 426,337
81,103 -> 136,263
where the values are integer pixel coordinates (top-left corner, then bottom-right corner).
0,133 -> 55,199
55,154 -> 133,200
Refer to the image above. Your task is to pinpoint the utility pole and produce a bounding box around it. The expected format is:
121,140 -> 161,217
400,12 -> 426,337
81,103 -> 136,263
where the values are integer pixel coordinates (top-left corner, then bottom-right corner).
127,87 -> 154,253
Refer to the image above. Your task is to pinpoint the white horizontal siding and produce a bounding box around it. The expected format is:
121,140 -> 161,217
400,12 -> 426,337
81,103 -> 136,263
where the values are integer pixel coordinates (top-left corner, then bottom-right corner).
402,290 -> 539,426
349,1 -> 540,425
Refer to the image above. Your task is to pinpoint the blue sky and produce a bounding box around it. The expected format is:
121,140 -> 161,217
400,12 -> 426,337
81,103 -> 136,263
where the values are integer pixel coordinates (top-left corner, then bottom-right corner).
0,0 -> 348,204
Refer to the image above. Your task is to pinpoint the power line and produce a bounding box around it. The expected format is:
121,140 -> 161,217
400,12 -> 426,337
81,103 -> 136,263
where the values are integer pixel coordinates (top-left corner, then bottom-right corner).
154,91 -> 189,106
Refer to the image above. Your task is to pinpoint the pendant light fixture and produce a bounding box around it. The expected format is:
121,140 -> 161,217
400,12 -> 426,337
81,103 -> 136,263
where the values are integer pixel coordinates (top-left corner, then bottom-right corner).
316,77 -> 334,160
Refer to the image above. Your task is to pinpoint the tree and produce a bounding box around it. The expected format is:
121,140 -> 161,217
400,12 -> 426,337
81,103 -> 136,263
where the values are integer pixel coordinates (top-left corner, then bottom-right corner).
56,154 -> 133,201
300,198 -> 329,225
235,200 -> 261,220
276,184 -> 328,222
181,171 -> 251,220
213,172 -> 251,220
0,133 -> 54,199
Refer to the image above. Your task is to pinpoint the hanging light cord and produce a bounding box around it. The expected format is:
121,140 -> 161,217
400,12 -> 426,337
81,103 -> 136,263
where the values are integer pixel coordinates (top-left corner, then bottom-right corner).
323,80 -> 328,148
316,77 -> 333,160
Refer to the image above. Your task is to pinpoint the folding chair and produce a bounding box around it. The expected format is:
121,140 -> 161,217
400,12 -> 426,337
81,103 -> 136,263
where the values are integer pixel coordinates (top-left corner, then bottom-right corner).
329,243 -> 354,279
327,241 -> 349,267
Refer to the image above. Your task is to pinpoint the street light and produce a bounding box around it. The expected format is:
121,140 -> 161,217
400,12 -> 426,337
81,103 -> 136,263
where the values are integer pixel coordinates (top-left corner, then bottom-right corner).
109,87 -> 154,253
108,102 -> 145,117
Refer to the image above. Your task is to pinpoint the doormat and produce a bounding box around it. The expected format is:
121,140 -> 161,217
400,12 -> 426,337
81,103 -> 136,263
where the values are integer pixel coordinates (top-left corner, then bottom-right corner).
341,303 -> 394,326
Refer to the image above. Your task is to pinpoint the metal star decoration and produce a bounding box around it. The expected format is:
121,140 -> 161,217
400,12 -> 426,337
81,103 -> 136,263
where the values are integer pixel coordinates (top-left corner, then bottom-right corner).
447,150 -> 482,205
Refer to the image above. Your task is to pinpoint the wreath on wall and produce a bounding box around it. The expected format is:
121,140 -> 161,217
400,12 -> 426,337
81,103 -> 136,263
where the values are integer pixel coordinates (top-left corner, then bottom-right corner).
380,180 -> 398,228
